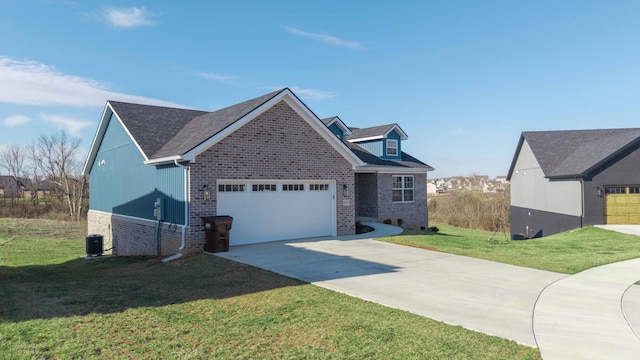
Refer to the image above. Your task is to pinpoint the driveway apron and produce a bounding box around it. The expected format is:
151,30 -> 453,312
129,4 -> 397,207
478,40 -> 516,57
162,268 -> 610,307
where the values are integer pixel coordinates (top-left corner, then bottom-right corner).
215,223 -> 565,347
533,258 -> 640,359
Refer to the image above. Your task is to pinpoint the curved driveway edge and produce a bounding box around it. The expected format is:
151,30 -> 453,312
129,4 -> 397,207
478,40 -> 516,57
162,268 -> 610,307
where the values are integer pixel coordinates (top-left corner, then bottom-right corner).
533,258 -> 640,359
215,223 -> 565,347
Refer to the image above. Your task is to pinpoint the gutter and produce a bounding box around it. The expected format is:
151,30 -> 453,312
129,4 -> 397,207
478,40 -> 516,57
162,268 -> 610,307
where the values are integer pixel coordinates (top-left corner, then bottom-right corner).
161,159 -> 189,263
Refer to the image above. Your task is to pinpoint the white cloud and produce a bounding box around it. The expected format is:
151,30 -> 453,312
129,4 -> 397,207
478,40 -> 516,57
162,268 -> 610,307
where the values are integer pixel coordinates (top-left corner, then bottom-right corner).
0,56 -> 184,108
40,114 -> 93,136
197,72 -> 235,83
290,87 -> 336,101
103,7 -> 156,28
283,26 -> 367,50
4,115 -> 30,127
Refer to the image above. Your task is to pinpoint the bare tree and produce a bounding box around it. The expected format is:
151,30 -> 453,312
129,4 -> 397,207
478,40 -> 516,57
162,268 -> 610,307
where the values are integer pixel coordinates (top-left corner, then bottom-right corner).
26,142 -> 44,205
0,144 -> 26,205
34,130 -> 87,221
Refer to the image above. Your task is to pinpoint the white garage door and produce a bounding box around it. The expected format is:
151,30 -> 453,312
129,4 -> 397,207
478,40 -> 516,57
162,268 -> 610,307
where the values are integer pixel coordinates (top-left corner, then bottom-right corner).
217,180 -> 336,246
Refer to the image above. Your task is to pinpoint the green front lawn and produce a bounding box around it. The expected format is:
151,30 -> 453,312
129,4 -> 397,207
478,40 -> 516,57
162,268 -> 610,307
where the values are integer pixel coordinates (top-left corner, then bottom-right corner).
379,224 -> 640,274
0,218 -> 539,359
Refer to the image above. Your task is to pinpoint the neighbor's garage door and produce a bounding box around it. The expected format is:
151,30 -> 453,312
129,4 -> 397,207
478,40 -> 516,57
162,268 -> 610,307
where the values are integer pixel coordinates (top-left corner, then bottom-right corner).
605,186 -> 640,224
217,180 -> 336,245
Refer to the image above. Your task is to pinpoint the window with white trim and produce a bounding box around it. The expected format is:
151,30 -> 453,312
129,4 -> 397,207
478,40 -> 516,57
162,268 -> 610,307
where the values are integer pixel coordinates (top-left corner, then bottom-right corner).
392,176 -> 414,202
386,139 -> 398,156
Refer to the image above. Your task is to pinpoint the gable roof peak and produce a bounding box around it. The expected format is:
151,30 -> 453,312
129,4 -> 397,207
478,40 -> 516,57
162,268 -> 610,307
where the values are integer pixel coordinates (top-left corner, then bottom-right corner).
508,127 -> 640,179
84,87 -> 365,173
346,123 -> 408,142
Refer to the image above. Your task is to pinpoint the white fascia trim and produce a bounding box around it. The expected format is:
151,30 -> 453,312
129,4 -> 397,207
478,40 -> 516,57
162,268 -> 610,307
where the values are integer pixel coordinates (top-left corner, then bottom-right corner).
183,89 -> 365,168
181,91 -> 288,162
82,103 -> 112,175
355,166 -> 431,174
347,135 -> 384,143
82,102 -> 151,174
326,116 -> 352,135
385,124 -> 409,140
112,108 -> 150,164
144,155 -> 184,165
283,96 -> 364,168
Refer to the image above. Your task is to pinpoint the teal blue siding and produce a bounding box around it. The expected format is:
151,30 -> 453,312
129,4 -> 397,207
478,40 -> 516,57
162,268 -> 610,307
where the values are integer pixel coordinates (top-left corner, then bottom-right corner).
358,140 -> 383,156
382,130 -> 402,160
89,114 -> 186,224
328,123 -> 344,140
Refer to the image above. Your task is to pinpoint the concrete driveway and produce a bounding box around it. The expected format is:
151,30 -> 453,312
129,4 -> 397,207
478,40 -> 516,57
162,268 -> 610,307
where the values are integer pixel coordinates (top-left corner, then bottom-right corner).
215,223 -> 640,358
215,223 -> 565,346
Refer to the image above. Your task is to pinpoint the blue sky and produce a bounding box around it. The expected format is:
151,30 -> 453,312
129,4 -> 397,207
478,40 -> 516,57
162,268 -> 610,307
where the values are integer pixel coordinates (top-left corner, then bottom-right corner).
1,1 -> 639,178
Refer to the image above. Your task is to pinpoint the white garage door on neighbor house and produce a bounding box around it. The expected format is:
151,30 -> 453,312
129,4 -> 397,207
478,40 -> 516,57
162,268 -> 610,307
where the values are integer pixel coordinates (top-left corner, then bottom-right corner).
216,180 -> 336,245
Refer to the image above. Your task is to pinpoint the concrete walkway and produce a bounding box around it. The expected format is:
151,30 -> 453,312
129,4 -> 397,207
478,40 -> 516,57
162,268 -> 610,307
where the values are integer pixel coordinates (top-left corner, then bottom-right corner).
214,223 -> 640,357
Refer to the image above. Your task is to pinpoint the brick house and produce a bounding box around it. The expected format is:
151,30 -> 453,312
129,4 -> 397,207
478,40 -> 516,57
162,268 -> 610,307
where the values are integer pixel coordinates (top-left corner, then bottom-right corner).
83,88 -> 433,257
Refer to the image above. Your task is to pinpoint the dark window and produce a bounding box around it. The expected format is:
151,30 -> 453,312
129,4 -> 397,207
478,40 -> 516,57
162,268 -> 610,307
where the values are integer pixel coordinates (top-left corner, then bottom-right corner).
252,184 -> 276,192
218,184 -> 245,192
310,184 -> 329,191
605,187 -> 626,194
283,184 -> 304,191
629,187 -> 640,194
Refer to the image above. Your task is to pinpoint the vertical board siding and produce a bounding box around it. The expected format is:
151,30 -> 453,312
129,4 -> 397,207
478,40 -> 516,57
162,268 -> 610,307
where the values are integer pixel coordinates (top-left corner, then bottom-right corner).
358,140 -> 383,157
328,123 -> 344,140
89,113 -> 185,224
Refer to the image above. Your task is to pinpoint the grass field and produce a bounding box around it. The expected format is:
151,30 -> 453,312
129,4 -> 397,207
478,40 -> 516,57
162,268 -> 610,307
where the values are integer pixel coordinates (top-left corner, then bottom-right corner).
0,218 -> 540,359
379,223 -> 640,274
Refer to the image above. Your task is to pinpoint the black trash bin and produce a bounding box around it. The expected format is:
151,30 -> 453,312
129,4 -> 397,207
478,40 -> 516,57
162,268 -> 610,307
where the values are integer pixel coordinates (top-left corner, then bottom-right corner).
202,216 -> 233,253
86,234 -> 103,256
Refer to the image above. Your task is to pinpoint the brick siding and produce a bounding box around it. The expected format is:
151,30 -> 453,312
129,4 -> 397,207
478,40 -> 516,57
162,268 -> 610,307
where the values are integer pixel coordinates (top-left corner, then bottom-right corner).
355,172 -> 428,228
184,100 -> 355,253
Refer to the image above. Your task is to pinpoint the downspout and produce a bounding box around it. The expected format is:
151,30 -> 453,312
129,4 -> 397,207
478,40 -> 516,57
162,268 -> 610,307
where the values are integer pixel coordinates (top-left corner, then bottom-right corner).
580,178 -> 584,228
161,159 -> 189,263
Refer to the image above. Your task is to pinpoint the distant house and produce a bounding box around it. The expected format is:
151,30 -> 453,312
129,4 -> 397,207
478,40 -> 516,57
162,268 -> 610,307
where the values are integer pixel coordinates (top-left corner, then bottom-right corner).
507,128 -> 640,238
0,176 -> 28,198
83,88 -> 433,256
23,179 -> 58,199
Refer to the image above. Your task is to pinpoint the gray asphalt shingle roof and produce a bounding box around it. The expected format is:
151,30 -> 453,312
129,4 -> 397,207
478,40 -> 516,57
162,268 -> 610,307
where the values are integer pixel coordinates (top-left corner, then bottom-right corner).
519,128 -> 640,178
105,88 -> 431,171
345,141 -> 434,170
346,123 -> 405,141
109,89 -> 284,160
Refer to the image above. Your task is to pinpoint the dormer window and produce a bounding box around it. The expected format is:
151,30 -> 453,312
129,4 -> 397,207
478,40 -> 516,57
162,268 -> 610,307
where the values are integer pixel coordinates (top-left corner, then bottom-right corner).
386,139 -> 398,156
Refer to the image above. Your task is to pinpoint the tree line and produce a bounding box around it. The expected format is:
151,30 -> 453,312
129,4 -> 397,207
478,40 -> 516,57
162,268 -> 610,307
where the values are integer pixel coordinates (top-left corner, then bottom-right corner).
0,130 -> 87,221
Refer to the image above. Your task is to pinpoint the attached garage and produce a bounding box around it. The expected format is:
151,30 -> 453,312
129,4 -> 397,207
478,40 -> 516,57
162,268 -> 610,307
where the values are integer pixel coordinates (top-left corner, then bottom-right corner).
217,180 -> 336,245
605,186 -> 640,224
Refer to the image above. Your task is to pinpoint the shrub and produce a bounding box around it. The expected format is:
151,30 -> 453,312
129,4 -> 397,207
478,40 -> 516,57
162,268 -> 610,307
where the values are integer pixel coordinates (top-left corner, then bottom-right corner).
429,188 -> 509,232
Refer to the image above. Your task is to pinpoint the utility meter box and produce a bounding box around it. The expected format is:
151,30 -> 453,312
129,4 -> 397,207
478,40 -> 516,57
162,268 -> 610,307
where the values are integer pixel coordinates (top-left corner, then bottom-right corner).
154,198 -> 164,221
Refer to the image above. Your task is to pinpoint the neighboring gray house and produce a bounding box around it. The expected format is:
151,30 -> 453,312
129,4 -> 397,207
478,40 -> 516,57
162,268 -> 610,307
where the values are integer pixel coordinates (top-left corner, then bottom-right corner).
507,128 -> 640,238
83,88 -> 433,256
